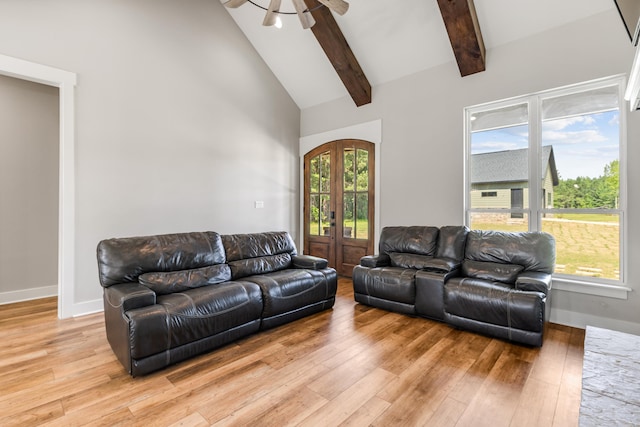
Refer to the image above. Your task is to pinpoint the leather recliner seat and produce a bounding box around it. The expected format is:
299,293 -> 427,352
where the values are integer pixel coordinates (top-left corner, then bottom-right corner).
352,226 -> 468,320
444,230 -> 555,347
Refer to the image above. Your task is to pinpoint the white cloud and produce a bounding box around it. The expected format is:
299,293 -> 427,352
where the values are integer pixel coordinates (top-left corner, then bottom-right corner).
472,141 -> 521,153
542,116 -> 593,131
542,129 -> 607,144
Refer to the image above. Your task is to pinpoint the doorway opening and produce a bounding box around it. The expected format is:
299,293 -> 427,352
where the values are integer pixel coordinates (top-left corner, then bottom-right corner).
0,54 -> 77,318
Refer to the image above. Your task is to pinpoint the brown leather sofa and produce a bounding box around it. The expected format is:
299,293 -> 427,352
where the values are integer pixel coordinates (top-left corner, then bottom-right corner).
97,231 -> 337,376
352,226 -> 555,346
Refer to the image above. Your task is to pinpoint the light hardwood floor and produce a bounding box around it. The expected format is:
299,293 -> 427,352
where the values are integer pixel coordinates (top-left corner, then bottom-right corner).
0,278 -> 584,426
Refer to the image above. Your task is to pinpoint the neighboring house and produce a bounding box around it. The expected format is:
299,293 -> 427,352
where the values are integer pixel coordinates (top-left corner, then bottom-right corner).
470,146 -> 559,215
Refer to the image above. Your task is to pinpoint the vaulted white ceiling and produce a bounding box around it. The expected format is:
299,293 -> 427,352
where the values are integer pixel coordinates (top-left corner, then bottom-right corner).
221,0 -> 615,109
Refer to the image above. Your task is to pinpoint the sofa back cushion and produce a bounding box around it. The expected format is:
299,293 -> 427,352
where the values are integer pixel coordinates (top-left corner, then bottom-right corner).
380,226 -> 439,258
436,226 -> 469,261
97,231 -> 226,287
464,230 -> 555,273
222,232 -> 297,279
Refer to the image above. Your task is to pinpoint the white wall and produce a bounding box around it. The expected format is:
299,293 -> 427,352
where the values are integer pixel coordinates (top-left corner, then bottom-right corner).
0,0 -> 300,314
301,10 -> 640,333
0,75 -> 59,302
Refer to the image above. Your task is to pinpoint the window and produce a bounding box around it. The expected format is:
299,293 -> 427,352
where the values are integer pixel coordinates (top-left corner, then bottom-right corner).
465,76 -> 625,285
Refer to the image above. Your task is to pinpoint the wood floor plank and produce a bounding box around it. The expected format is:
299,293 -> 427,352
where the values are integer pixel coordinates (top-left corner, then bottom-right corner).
456,349 -> 534,427
298,367 -> 397,426
0,399 -> 64,427
0,278 -> 585,426
339,396 -> 391,427
424,396 -> 467,427
372,339 -> 477,426
510,377 -> 559,427
212,383 -> 328,427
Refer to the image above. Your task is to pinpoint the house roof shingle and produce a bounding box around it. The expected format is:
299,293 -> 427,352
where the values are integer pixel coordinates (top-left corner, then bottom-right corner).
471,146 -> 558,185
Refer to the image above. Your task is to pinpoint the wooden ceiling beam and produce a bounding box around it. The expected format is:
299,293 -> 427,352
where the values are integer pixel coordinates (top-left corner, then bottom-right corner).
304,0 -> 371,106
437,0 -> 486,77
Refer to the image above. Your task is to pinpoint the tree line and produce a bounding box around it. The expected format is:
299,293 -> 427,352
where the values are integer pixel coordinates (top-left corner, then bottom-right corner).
554,160 -> 619,209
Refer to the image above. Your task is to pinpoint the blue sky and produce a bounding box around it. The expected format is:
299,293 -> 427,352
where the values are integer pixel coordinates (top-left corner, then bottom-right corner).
471,110 -> 620,179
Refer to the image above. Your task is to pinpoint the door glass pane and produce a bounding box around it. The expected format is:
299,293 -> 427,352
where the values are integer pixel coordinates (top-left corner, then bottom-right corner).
309,151 -> 331,238
320,152 -> 331,193
356,193 -> 369,239
309,194 -> 320,236
343,193 -> 354,238
343,148 -> 355,191
320,194 -> 331,236
356,149 -> 368,191
310,156 -> 319,193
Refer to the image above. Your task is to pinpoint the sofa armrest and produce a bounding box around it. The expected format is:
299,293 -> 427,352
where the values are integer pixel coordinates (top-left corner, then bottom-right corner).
292,254 -> 328,270
104,282 -> 156,312
360,254 -> 390,268
515,271 -> 552,294
421,257 -> 461,273
102,283 -> 156,375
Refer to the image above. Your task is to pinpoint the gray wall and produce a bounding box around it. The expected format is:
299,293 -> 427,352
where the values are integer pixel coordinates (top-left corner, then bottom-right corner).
0,0 -> 300,308
0,75 -> 59,299
301,10 -> 640,333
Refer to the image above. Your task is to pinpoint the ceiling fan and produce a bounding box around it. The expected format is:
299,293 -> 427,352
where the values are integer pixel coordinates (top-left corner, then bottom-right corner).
223,0 -> 349,29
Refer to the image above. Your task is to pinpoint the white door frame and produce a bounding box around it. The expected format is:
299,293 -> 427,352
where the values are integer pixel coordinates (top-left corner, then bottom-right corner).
299,119 -> 382,253
0,54 -> 77,319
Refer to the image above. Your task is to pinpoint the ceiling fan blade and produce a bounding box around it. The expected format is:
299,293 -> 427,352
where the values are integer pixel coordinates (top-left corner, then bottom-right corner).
292,0 -> 316,29
262,0 -> 282,26
317,0 -> 349,15
223,0 -> 249,8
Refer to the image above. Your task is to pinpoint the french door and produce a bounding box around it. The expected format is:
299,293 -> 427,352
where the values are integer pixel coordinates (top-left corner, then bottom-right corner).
303,139 -> 375,277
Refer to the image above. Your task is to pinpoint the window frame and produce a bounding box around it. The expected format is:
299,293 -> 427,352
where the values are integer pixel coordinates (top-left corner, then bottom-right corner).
463,75 -> 630,298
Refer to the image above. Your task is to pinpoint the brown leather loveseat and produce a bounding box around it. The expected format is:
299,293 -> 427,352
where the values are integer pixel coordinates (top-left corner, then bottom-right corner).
352,226 -> 555,346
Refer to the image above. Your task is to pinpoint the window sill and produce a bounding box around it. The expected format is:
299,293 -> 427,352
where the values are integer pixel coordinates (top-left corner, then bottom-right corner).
553,277 -> 632,300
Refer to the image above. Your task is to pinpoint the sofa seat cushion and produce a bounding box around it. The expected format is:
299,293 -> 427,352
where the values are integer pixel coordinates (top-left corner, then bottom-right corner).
125,281 -> 263,360
461,260 -> 524,284
444,277 -> 545,333
138,264 -> 232,295
389,252 -> 434,269
243,269 -> 335,318
352,266 -> 416,305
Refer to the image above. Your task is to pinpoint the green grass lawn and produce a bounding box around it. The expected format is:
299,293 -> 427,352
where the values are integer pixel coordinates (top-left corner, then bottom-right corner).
310,220 -> 369,239
552,213 -> 619,223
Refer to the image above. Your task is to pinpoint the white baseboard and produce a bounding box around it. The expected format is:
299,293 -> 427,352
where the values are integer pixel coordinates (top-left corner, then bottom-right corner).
0,285 -> 57,305
551,307 -> 640,335
72,299 -> 103,317
0,287 -> 102,318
